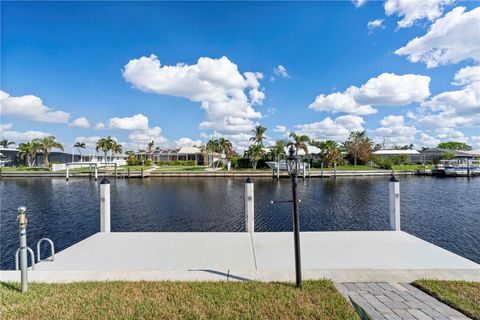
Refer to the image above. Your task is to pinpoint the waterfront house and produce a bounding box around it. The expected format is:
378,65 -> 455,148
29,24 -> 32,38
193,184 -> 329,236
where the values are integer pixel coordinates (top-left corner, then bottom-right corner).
372,149 -> 421,163
135,146 -> 220,166
419,148 -> 476,163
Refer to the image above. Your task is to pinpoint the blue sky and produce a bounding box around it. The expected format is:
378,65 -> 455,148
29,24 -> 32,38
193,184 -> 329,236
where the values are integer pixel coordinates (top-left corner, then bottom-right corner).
1,1 -> 479,151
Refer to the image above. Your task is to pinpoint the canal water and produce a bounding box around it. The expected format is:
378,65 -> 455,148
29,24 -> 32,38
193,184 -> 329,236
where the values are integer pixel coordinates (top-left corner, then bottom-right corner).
1,176 -> 479,269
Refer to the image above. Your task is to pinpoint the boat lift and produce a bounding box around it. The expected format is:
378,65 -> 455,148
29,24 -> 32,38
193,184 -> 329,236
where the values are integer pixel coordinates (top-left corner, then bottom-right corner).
65,162 -> 119,181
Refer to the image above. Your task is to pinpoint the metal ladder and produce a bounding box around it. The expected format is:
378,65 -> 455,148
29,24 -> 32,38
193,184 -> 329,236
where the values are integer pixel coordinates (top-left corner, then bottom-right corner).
15,238 -> 55,270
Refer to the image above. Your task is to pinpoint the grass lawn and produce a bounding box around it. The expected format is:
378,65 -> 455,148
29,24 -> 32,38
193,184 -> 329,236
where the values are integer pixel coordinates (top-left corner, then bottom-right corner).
117,165 -> 156,171
392,164 -> 419,171
0,280 -> 359,320
413,280 -> 480,320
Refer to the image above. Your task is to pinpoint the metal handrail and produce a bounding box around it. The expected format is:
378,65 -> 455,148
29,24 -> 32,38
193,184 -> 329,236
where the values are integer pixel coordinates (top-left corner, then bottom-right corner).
37,238 -> 55,262
15,247 -> 35,271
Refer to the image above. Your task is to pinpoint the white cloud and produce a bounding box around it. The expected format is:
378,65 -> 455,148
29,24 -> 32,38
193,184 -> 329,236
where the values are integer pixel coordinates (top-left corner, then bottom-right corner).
435,127 -> 468,142
384,0 -> 453,29
273,65 -> 289,78
375,115 -> 417,146
108,114 -> 149,130
395,7 -> 480,68
0,127 -> 51,142
452,65 -> 480,86
309,73 -> 430,115
74,136 -> 102,149
471,136 -> 480,148
128,126 -> 167,146
69,116 -> 90,128
418,80 -> 480,128
174,137 -> 202,147
367,19 -> 385,32
0,90 -> 70,123
352,0 -> 367,8
295,115 -> 365,141
95,122 -> 105,130
419,133 -> 441,147
123,55 -> 263,137
273,125 -> 287,133
1,123 -> 13,130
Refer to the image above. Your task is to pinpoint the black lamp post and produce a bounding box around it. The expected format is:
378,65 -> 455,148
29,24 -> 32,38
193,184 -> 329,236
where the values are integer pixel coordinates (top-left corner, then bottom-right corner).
285,145 -> 302,288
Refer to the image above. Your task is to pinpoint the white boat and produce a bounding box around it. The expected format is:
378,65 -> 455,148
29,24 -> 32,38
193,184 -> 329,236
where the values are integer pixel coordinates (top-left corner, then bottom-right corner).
266,161 -> 310,172
443,160 -> 480,177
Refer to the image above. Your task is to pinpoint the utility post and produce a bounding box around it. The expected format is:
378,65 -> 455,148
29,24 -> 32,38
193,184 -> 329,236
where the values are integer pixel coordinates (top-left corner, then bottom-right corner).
100,178 -> 111,232
389,175 -> 400,231
17,206 -> 28,293
245,178 -> 254,233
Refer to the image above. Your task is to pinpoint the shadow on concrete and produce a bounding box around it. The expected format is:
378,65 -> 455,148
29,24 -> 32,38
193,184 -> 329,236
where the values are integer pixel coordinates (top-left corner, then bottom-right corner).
188,269 -> 251,281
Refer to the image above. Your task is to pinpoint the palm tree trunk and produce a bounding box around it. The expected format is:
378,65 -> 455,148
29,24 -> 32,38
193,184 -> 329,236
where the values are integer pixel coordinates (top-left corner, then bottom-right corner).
43,150 -> 49,167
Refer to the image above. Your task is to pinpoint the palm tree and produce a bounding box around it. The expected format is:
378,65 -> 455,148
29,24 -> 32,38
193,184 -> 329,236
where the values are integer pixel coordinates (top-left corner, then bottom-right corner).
288,132 -> 310,155
96,136 -> 117,165
269,139 -> 287,161
249,125 -> 267,146
35,136 -> 64,167
0,140 -> 15,148
147,140 -> 155,152
73,142 -> 86,161
318,140 -> 342,167
244,144 -> 265,170
344,131 -> 373,166
17,141 -> 41,167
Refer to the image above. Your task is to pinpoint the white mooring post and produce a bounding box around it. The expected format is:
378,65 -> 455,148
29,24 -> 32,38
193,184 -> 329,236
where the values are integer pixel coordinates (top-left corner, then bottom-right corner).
94,165 -> 98,181
245,177 -> 254,233
100,178 -> 111,232
66,165 -> 69,181
389,175 -> 400,231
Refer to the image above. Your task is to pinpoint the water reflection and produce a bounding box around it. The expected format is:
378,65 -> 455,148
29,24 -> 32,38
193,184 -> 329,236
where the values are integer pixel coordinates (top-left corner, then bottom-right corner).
1,176 -> 479,269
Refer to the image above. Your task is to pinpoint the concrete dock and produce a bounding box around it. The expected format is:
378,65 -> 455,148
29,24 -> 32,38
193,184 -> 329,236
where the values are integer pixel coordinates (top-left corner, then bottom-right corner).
1,231 -> 479,283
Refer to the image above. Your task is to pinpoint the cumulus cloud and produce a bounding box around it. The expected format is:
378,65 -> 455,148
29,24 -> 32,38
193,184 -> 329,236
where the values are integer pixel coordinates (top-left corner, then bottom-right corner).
295,115 -> 365,141
384,0 -> 453,29
418,71 -> 480,129
69,116 -> 90,128
375,115 -> 417,146
419,133 -> 441,147
74,136 -> 102,149
0,125 -> 52,142
367,19 -> 385,32
95,122 -> 105,130
128,126 -> 167,146
471,136 -> 480,148
123,55 -> 264,138
273,125 -> 287,133
108,113 -> 149,130
352,0 -> 367,8
273,65 -> 289,78
0,90 -> 70,123
395,7 -> 480,68
174,137 -> 202,147
452,65 -> 480,86
309,73 -> 430,115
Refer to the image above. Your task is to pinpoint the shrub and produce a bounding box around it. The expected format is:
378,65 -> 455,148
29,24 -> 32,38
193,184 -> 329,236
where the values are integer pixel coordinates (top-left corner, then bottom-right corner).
373,157 -> 393,170
157,160 -> 196,166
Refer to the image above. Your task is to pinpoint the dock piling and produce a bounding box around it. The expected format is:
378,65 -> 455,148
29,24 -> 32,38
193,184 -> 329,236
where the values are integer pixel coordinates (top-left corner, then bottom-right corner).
389,175 -> 400,231
100,178 -> 111,233
334,162 -> 337,178
245,178 -> 254,233
66,166 -> 69,181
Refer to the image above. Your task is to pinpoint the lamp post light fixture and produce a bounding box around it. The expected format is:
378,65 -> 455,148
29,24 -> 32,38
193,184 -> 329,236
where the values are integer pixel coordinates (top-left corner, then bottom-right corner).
286,145 -> 302,288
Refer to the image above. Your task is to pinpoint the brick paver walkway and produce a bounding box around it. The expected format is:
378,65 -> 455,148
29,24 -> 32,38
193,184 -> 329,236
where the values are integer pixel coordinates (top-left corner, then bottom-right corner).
335,282 -> 470,320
